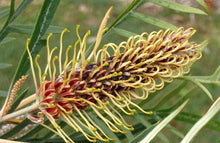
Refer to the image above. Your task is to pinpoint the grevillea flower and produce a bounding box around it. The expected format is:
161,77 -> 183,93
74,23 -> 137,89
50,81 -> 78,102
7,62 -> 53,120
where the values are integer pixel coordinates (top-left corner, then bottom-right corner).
23,8 -> 201,143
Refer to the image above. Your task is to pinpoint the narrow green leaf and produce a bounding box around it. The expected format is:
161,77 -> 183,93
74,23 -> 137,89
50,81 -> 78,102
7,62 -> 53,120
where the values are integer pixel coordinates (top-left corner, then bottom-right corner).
138,81 -> 182,107
42,132 -> 86,143
176,112 -> 220,131
195,0 -> 210,14
125,130 -> 134,141
155,87 -> 196,113
180,76 -> 213,100
9,0 -> 15,19
187,66 -> 220,86
0,0 -> 32,43
140,100 -> 189,143
0,37 -> 15,45
8,0 -> 60,98
113,28 -> 137,38
85,0 -> 143,58
152,81 -> 187,110
199,39 -> 209,51
131,12 -> 177,30
0,63 -> 12,69
146,0 -> 207,15
133,112 -> 169,143
0,9 -> 9,20
0,118 -> 31,138
108,0 -> 144,30
153,115 -> 185,139
166,124 -> 184,138
156,110 -> 220,132
133,112 -> 151,128
11,0 -> 33,22
8,39 -> 45,99
130,125 -> 156,143
181,97 -> 220,143
17,120 -> 50,141
9,24 -> 64,34
40,121 -> 68,141
38,132 -> 87,143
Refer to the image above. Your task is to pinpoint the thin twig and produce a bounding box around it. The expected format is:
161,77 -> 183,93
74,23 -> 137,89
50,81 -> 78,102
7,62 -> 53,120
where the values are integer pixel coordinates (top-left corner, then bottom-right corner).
0,103 -> 39,123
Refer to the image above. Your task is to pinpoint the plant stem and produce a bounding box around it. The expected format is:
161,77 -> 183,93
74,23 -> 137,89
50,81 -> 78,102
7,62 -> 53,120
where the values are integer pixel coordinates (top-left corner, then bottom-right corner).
0,103 -> 39,123
16,94 -> 36,110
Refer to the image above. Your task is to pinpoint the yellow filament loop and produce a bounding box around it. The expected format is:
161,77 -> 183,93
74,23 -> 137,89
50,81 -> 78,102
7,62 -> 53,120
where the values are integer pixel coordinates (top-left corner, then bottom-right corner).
116,61 -> 131,71
57,79 -> 70,94
91,106 -> 124,133
46,33 -> 53,79
67,113 -> 97,142
81,31 -> 91,64
35,54 -> 42,83
109,96 -> 134,115
126,61 -> 144,71
154,77 -> 164,90
121,93 -> 153,115
83,111 -> 114,141
88,6 -> 113,62
71,112 -> 107,142
101,89 -> 123,101
128,47 -> 141,61
70,115 -> 97,142
80,30 -> 91,80
122,75 -> 142,88
111,77 -> 134,84
40,102 -> 55,108
42,111 -> 73,143
106,43 -> 117,53
91,62 -> 109,77
97,71 -> 122,81
67,40 -> 80,82
127,36 -> 135,49
56,104 -> 72,114
76,25 -> 82,60
40,123 -> 61,138
26,39 -> 38,90
102,104 -> 125,127
74,114 -> 109,142
59,28 -> 69,74
100,45 -> 107,67
75,87 -> 99,94
109,104 -> 133,129
121,48 -> 134,62
102,113 -> 127,132
45,47 -> 57,80
73,105 -> 96,131
91,93 -> 109,105
81,98 -> 104,110
52,56 -> 58,86
128,90 -> 147,100
63,45 -> 72,78
114,90 -> 136,113
76,25 -> 82,45
60,113 -> 79,132
64,98 -> 82,102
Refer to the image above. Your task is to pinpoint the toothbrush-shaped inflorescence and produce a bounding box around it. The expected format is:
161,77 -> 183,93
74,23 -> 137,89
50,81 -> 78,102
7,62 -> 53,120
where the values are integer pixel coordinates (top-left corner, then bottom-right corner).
25,8 -> 201,143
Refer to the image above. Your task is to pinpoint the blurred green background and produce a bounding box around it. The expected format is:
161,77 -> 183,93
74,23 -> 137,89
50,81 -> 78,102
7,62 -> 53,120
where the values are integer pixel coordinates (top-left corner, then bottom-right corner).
0,0 -> 219,142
